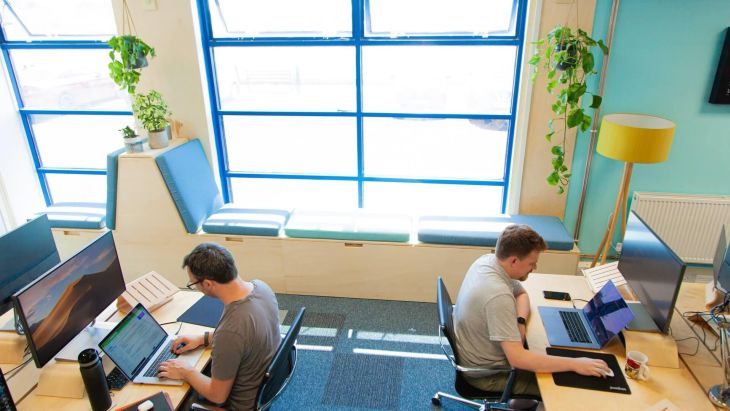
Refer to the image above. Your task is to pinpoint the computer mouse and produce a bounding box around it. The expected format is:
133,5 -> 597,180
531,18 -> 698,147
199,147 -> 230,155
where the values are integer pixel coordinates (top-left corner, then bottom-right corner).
137,399 -> 154,411
602,368 -> 614,378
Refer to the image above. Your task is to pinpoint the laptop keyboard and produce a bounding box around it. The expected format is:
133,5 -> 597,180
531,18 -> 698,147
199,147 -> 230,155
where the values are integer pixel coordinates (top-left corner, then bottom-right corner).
559,311 -> 592,343
142,349 -> 178,378
106,366 -> 129,390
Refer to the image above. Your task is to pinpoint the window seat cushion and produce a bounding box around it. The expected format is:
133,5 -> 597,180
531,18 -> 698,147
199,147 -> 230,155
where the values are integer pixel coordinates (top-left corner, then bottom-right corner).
203,204 -> 291,237
284,209 -> 412,243
38,202 -> 107,230
417,214 -> 574,251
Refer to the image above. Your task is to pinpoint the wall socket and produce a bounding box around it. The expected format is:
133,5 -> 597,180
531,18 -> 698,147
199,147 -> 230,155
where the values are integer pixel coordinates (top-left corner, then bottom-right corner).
615,242 -> 623,253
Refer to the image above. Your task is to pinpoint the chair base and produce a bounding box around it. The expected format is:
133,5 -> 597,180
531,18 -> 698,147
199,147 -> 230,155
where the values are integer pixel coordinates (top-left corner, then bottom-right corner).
431,392 -> 512,411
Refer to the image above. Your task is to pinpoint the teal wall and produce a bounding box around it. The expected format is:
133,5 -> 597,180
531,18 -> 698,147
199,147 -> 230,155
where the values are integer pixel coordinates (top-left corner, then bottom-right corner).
564,0 -> 730,256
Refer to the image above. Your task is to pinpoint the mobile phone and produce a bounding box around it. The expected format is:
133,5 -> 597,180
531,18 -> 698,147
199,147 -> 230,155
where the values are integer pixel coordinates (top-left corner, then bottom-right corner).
543,290 -> 571,301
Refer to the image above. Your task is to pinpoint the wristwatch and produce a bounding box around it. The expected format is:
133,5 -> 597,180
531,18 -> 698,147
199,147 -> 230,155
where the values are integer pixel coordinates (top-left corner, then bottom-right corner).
517,316 -> 527,325
203,331 -> 210,347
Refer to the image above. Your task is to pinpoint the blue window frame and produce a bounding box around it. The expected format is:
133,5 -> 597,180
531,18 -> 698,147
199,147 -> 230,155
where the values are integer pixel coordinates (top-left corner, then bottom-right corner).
200,0 -> 527,215
0,0 -> 131,206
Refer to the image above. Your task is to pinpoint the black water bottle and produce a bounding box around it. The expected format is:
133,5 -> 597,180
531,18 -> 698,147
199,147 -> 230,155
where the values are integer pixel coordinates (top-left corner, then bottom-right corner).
78,348 -> 112,411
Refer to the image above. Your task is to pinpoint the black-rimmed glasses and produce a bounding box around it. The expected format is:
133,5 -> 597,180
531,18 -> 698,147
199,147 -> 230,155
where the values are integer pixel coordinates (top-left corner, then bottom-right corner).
186,278 -> 203,290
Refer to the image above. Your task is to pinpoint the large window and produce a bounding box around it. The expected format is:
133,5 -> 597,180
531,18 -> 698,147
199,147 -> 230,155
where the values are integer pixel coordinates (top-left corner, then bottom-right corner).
199,0 -> 527,215
0,0 -> 131,206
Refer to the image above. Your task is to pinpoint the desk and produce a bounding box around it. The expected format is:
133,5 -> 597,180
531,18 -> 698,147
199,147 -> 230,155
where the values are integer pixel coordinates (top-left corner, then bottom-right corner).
523,274 -> 716,410
9,291 -> 212,410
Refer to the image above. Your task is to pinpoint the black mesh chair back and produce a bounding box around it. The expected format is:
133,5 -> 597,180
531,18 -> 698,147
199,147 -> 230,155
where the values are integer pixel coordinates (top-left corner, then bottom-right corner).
255,307 -> 306,410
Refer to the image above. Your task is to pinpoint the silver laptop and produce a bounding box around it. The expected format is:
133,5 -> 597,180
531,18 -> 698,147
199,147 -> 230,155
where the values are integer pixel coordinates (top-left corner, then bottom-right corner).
538,280 -> 635,349
99,303 -> 204,385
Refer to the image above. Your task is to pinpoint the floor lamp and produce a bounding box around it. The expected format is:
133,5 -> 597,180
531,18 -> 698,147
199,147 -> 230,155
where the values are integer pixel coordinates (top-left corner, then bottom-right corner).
591,113 -> 676,267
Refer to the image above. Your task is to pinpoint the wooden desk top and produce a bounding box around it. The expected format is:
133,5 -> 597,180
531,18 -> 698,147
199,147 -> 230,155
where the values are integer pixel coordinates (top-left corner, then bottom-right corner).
12,290 -> 212,411
523,274 -> 716,411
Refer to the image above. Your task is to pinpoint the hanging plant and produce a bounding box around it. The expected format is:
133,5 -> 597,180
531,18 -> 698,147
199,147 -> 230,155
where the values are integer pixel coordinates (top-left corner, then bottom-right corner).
529,25 -> 608,194
107,0 -> 155,94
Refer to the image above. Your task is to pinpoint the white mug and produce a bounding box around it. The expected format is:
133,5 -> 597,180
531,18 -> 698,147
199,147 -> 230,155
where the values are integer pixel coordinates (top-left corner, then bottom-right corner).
625,350 -> 650,381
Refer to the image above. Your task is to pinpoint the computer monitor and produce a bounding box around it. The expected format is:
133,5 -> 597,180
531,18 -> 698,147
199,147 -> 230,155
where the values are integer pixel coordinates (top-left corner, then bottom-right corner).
13,231 -> 126,368
713,226 -> 730,294
618,210 -> 687,334
0,215 -> 60,330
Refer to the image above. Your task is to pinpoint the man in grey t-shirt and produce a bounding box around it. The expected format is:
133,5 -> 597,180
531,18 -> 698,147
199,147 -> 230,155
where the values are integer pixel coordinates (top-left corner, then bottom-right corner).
158,243 -> 281,411
453,225 -> 610,397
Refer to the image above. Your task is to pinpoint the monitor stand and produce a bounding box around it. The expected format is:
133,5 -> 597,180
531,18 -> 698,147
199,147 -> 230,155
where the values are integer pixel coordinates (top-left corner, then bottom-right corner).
625,301 -> 660,332
54,321 -> 116,362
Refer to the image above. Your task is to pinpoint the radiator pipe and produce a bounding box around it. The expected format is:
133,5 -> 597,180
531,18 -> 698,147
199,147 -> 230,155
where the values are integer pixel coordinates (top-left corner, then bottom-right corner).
572,0 -> 621,244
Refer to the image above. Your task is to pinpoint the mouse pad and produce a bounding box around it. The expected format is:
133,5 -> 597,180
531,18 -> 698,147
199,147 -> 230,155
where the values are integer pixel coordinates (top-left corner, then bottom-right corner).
546,347 -> 631,394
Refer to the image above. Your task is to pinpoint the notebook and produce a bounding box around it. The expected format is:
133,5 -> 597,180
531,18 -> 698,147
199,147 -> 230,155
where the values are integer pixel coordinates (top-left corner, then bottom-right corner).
547,347 -> 631,394
99,303 -> 204,386
538,280 -> 634,349
176,295 -> 224,328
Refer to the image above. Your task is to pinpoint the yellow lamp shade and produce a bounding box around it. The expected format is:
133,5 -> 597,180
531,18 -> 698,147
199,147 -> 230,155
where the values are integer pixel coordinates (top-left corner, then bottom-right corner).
596,113 -> 675,163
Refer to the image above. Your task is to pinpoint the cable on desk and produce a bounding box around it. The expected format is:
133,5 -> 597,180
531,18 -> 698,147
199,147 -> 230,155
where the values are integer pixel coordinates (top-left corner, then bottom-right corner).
4,357 -> 32,380
571,298 -> 589,309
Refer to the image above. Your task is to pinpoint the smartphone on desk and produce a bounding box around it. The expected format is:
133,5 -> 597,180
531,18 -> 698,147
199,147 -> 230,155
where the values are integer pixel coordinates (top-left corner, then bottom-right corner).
543,290 -> 571,301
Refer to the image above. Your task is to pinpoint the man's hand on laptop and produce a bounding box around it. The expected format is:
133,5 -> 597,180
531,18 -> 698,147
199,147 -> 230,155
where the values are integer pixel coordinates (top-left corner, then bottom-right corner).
572,357 -> 610,377
157,359 -> 192,380
171,334 -> 205,354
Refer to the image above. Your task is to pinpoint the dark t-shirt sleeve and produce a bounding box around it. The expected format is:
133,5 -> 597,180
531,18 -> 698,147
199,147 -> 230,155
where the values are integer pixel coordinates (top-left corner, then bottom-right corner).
211,330 -> 249,380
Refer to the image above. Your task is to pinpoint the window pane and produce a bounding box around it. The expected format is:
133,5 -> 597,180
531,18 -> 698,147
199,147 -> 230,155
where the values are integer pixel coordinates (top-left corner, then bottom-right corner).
10,50 -> 131,110
363,45 -> 516,114
216,47 -> 355,112
364,182 -> 502,215
225,116 -> 356,175
209,0 -> 351,38
368,0 -> 515,36
364,118 -> 508,180
31,114 -> 131,169
230,178 -> 358,209
46,174 -> 106,204
1,0 -> 115,41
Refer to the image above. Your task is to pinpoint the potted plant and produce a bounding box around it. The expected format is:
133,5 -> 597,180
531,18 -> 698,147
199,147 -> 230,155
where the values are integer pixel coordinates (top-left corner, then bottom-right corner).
529,25 -> 608,194
132,90 -> 172,149
120,125 -> 144,153
107,35 -> 155,94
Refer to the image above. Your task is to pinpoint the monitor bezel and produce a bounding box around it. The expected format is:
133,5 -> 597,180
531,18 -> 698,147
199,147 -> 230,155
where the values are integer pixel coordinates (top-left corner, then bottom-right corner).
12,231 -> 125,368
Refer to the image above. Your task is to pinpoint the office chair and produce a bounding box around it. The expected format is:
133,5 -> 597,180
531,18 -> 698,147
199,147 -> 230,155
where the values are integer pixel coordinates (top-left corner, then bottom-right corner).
191,307 -> 306,411
432,277 -> 539,411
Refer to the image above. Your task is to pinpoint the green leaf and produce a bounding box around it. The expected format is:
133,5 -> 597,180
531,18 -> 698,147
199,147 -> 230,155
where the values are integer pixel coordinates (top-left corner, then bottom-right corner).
547,68 -> 556,80
528,54 -> 540,65
597,39 -> 609,55
557,186 -> 565,194
551,145 -> 564,156
567,108 -> 583,128
560,165 -> 568,172
551,101 -> 563,114
590,95 -> 602,109
545,131 -> 554,142
582,52 -> 594,73
547,172 -> 559,186
580,113 -> 592,131
547,80 -> 558,93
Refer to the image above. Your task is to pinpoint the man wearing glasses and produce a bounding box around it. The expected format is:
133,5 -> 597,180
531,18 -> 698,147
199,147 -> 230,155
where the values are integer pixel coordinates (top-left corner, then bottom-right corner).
157,243 -> 281,411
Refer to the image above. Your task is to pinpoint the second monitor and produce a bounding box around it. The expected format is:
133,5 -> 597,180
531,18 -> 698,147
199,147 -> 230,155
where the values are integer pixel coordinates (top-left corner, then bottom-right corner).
13,231 -> 126,368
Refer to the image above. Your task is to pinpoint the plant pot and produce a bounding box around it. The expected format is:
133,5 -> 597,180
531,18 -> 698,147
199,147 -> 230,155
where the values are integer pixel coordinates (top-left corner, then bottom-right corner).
148,126 -> 171,149
125,54 -> 148,70
555,43 -> 577,71
123,135 -> 145,153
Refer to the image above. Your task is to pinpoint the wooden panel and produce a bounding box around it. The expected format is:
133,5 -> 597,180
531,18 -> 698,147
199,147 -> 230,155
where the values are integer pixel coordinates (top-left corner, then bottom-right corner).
51,229 -> 105,260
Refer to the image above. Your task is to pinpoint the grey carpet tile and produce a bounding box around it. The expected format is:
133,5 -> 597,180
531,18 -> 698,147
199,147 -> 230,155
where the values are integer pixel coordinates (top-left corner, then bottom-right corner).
322,352 -> 404,410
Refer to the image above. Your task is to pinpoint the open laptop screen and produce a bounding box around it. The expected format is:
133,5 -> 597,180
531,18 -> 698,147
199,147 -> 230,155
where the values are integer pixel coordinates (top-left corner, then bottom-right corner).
99,304 -> 168,378
583,280 -> 634,346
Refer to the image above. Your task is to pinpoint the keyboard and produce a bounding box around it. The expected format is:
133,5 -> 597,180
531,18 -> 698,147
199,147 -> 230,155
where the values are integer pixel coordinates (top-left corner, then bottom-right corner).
559,311 -> 592,343
143,349 -> 178,377
106,366 -> 129,390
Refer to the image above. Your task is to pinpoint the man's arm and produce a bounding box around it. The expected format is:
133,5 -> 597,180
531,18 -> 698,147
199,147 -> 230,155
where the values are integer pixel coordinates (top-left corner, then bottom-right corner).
157,360 -> 235,404
514,289 -> 530,343
500,341 -> 609,376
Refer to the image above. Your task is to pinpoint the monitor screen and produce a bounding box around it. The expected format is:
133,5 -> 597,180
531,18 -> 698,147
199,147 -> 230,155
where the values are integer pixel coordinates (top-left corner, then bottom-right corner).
13,231 -> 126,368
0,215 -> 59,316
618,211 -> 686,334
714,226 -> 730,293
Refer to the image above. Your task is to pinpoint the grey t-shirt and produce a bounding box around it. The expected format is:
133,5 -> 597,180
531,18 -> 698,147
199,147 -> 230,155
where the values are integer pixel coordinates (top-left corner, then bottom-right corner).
211,279 -> 281,411
453,254 -> 524,373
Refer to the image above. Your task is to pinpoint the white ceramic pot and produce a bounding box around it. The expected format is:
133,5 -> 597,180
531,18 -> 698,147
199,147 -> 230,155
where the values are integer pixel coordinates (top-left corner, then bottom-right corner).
123,135 -> 145,153
148,126 -> 171,149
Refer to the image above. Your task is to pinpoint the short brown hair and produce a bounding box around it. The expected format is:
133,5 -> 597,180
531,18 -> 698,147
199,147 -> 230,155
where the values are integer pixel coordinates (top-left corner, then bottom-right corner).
495,224 -> 547,260
183,242 -> 237,284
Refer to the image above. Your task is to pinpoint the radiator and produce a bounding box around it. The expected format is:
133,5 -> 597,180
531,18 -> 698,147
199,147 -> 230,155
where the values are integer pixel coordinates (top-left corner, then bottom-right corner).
630,192 -> 730,264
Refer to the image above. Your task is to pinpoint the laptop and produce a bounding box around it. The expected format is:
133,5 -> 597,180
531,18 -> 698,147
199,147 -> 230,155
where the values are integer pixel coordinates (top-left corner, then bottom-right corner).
538,280 -> 635,349
99,303 -> 204,386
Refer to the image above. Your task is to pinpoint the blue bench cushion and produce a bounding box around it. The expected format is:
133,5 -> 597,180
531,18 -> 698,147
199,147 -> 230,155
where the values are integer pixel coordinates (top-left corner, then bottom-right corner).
39,202 -> 107,229
417,215 -> 574,251
105,148 -> 125,230
284,209 -> 412,243
156,139 -> 223,233
203,204 -> 290,237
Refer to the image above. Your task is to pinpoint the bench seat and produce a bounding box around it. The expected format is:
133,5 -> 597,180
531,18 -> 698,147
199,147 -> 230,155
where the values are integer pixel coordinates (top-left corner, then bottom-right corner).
284,209 -> 412,243
203,204 -> 290,237
417,214 -> 574,251
40,202 -> 107,229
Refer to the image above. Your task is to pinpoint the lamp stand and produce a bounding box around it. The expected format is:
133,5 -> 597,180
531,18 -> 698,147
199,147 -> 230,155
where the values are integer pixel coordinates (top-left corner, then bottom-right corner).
591,162 -> 634,267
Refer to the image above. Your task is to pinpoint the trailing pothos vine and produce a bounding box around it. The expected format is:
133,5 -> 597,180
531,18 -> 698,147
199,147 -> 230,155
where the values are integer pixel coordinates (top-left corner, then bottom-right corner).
529,26 -> 608,194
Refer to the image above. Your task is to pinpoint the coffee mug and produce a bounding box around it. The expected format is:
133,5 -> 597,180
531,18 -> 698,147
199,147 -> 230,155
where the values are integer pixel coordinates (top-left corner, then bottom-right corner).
625,350 -> 650,380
